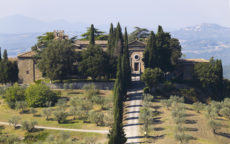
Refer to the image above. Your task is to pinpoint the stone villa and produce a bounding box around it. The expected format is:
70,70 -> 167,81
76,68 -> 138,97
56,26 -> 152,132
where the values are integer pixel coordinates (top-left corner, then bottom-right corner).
17,31 -> 209,84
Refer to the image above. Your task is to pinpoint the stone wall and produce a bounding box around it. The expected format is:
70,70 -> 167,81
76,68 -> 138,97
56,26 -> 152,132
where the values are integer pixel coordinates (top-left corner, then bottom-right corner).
18,58 -> 35,84
46,82 -> 114,90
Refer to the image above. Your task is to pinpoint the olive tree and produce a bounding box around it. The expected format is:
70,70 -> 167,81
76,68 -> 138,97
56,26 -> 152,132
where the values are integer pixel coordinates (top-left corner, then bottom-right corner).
8,116 -> 21,129
42,108 -> 52,120
21,120 -> 37,133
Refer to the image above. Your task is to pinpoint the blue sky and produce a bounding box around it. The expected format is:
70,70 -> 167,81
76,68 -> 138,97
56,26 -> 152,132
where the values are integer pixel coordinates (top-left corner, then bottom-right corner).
1,0 -> 230,28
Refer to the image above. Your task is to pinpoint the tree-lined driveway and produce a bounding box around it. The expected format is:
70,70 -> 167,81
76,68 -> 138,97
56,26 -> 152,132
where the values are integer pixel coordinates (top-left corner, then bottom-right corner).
124,77 -> 144,144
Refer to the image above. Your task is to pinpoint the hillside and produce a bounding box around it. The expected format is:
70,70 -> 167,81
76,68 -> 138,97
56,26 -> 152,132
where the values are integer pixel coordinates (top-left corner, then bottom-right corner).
171,23 -> 230,65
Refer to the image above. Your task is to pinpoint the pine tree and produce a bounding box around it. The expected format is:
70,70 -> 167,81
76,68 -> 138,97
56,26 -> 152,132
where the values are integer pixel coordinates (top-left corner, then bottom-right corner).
108,56 -> 126,144
3,49 -> 8,60
89,24 -> 95,45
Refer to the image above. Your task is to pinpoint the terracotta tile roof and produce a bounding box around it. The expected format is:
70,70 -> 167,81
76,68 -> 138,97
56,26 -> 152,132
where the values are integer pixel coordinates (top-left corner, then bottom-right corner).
181,59 -> 209,63
75,40 -> 108,45
17,51 -> 36,58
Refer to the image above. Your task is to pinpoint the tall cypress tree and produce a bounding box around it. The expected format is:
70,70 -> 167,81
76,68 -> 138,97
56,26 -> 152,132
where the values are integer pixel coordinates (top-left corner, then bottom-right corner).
114,23 -> 124,56
108,23 -> 115,56
155,25 -> 172,72
3,49 -> 8,60
122,27 -> 131,94
143,31 -> 157,68
89,24 -> 95,45
0,47 -> 2,61
109,56 -> 126,144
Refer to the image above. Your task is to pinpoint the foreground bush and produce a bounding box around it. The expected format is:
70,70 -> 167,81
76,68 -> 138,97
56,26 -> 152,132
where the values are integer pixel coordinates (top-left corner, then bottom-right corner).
4,83 -> 25,108
25,83 -> 59,107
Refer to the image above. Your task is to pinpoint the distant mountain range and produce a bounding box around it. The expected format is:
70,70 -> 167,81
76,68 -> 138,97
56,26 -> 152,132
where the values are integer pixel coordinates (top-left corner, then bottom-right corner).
0,15 -> 229,79
171,23 -> 230,65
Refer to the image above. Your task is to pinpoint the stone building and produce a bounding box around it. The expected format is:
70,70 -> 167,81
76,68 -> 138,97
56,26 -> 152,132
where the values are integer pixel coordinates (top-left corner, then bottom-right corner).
17,36 -> 209,84
17,51 -> 43,84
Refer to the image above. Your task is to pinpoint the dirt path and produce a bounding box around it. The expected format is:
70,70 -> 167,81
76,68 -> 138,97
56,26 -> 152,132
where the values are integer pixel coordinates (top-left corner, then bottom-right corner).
124,77 -> 144,144
0,121 -> 109,134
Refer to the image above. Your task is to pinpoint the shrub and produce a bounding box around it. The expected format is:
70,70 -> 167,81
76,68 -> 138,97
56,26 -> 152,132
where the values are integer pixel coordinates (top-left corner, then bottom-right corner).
8,116 -> 21,129
180,88 -> 198,102
56,99 -> 67,110
220,107 -> 230,119
193,102 -> 204,113
206,105 -> 218,120
69,106 -> 78,120
77,100 -> 93,120
4,83 -> 25,108
170,95 -> 184,104
83,84 -> 99,100
0,134 -> 20,144
53,108 -> 68,123
143,87 -> 150,94
46,132 -> 72,143
139,107 -> 153,136
163,81 -> 176,92
161,99 -> 172,110
92,95 -> 105,105
174,133 -> 193,144
141,68 -> 164,88
24,131 -> 48,143
69,83 -> 74,90
210,101 -> 222,115
21,120 -> 37,133
89,111 -> 104,126
63,83 -> 69,90
25,83 -> 59,107
42,108 -> 52,120
30,108 -> 37,116
208,120 -> 222,134
15,101 -> 28,113
104,110 -> 113,127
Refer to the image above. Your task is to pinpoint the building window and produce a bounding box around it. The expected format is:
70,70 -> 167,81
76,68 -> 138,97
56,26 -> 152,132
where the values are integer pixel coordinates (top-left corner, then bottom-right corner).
134,63 -> 139,71
26,71 -> 29,74
134,54 -> 140,61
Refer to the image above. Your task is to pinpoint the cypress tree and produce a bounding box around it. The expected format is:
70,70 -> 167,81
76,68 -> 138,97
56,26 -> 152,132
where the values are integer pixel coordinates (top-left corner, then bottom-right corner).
89,24 -> 95,45
0,47 -> 1,61
122,28 -> 131,94
143,31 -> 157,68
3,49 -> 8,60
108,23 -> 115,56
108,56 -> 126,144
114,23 -> 124,56
156,25 -> 172,72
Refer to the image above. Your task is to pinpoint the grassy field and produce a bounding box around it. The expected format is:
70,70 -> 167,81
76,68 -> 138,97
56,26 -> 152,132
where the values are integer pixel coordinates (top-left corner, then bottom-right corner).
0,89 -> 113,130
0,124 -> 108,143
139,99 -> 230,144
